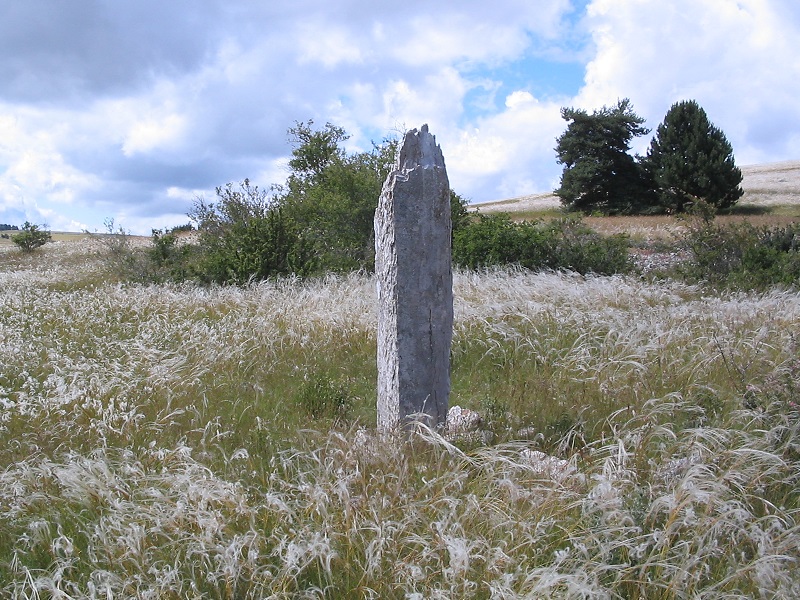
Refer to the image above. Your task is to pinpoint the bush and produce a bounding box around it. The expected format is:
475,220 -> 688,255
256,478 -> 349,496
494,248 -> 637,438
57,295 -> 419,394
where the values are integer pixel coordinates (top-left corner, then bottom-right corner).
147,228 -> 198,283
452,214 -> 632,275
183,122 -> 473,284
190,180 -> 316,285
677,207 -> 800,290
90,219 -> 151,283
275,122 -> 395,274
11,221 -> 51,253
89,220 -> 197,284
89,122 -> 478,286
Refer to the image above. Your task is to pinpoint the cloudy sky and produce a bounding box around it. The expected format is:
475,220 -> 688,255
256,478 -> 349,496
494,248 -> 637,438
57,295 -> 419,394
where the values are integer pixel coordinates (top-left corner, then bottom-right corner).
1,0 -> 798,234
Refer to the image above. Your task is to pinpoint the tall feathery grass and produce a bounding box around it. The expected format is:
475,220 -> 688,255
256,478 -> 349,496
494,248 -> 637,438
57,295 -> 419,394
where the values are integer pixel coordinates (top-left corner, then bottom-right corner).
0,239 -> 798,597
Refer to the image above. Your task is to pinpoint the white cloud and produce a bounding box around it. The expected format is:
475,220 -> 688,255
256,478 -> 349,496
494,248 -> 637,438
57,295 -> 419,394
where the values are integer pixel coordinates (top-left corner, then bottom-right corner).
377,67 -> 470,133
0,109 -> 100,226
296,23 -> 365,68
578,0 -> 800,161
0,0 -> 797,232
122,114 -> 187,156
392,16 -> 526,67
389,0 -> 576,68
166,186 -> 205,202
447,90 -> 567,201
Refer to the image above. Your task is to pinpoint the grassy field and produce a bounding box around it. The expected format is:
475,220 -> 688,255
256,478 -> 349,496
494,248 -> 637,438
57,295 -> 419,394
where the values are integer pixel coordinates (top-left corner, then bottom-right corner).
0,234 -> 798,597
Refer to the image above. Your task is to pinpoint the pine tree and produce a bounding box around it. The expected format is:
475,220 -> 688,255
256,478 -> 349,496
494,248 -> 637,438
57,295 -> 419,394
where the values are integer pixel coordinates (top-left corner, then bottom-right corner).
555,99 -> 653,214
644,100 -> 743,212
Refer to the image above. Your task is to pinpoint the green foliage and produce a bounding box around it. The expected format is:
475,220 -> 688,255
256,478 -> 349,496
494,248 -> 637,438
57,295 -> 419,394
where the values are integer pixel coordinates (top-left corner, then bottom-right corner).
277,122 -> 396,273
11,221 -> 51,252
453,214 -> 544,269
555,99 -> 654,214
644,100 -> 743,212
450,189 -> 470,235
169,222 -> 194,233
147,228 -> 198,283
190,180 -> 315,284
90,219 -> 186,284
92,219 -> 149,282
287,120 -> 349,180
183,121 -> 471,283
80,121 -> 475,286
452,213 -> 632,275
556,99 -> 743,216
676,208 -> 800,290
294,372 -> 355,422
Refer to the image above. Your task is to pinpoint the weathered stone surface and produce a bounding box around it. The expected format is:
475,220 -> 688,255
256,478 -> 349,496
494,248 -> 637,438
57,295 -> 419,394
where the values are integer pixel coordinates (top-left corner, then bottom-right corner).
375,124 -> 453,431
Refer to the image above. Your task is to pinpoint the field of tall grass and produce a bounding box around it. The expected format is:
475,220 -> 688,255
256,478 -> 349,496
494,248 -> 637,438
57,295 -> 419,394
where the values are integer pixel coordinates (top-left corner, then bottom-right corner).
0,239 -> 798,598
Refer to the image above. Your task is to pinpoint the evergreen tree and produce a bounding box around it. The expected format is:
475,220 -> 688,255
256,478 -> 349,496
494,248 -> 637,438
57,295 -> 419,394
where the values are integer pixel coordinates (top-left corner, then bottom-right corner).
644,100 -> 743,212
555,99 -> 653,214
11,221 -> 51,253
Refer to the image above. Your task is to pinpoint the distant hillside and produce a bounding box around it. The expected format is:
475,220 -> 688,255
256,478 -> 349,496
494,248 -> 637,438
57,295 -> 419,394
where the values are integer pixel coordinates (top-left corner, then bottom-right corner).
474,159 -> 800,213
739,160 -> 800,206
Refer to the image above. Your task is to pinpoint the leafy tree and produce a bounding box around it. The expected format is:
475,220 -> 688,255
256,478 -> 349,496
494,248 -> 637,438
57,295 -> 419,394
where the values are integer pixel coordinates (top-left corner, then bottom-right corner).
286,120 -> 349,182
450,190 -> 470,237
182,121 -> 473,284
190,180 -> 315,284
277,122 -> 397,272
279,122 -> 470,273
12,221 -> 51,253
555,99 -> 653,214
644,99 -> 743,212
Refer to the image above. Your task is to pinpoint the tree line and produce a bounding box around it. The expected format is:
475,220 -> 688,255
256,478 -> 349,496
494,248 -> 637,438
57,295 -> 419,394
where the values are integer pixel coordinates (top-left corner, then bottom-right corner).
95,120 -> 631,284
555,99 -> 743,215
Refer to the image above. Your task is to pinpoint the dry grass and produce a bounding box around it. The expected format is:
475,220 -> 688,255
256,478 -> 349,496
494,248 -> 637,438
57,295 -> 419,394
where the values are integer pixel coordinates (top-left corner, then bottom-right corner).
583,211 -> 800,246
473,160 -> 800,245
0,240 -> 798,596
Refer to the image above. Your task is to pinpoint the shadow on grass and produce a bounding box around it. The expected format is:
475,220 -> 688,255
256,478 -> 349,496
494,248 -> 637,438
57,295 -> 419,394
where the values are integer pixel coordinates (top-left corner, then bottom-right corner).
720,204 -> 773,216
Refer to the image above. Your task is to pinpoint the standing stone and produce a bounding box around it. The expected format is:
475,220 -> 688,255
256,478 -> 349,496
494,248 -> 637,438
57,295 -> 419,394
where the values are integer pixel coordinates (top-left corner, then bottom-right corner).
375,124 -> 453,431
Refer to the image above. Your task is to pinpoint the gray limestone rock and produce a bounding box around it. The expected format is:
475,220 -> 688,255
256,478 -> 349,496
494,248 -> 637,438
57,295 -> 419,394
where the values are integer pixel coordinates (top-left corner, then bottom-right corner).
375,124 -> 453,431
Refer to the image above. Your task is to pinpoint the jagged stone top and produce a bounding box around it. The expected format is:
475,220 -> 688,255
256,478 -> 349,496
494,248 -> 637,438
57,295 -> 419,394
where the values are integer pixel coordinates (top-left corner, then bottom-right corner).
397,124 -> 445,171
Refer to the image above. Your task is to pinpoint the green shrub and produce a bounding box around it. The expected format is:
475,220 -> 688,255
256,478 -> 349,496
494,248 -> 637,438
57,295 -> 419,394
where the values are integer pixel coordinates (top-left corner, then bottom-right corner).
677,211 -> 800,290
453,214 -> 632,275
88,220 -> 144,282
547,218 -> 633,274
11,221 -> 51,253
190,180 -> 316,284
452,213 -> 537,269
147,228 -> 199,283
